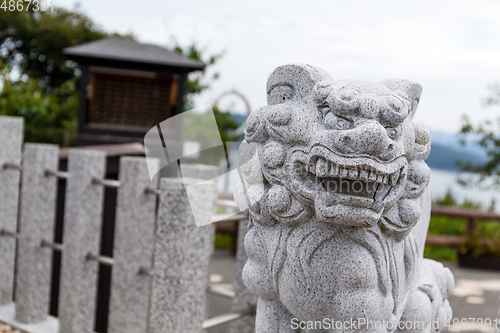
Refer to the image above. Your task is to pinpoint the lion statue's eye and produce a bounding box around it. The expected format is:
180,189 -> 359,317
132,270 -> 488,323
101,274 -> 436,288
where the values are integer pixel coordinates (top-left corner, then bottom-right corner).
336,118 -> 350,130
387,127 -> 398,140
320,106 -> 330,116
268,85 -> 294,105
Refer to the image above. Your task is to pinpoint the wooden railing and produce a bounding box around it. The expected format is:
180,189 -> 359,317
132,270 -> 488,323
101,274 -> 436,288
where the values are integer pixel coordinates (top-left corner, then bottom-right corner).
426,206 -> 500,247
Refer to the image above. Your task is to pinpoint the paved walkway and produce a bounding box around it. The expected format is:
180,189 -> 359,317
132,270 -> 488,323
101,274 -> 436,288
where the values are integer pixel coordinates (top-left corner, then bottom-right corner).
443,261 -> 500,333
208,250 -> 500,333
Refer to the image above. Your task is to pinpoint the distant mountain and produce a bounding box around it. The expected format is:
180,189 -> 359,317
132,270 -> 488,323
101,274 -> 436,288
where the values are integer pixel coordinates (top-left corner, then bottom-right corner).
429,130 -> 486,158
427,130 -> 486,171
426,143 -> 485,171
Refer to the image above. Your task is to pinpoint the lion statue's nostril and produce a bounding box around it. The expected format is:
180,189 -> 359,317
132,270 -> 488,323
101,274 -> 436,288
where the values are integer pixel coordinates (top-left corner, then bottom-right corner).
379,144 -> 395,161
340,136 -> 355,153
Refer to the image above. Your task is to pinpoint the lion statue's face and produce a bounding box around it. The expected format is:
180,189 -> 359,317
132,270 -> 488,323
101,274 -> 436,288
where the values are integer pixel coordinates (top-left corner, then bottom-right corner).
236,64 -> 431,237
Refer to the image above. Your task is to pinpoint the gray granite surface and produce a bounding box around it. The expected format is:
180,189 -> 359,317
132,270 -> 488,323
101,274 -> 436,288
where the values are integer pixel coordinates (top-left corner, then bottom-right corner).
15,144 -> 59,324
181,164 -> 220,181
58,150 -> 106,333
148,177 -> 216,333
235,64 -> 454,332
107,157 -> 159,333
0,116 -> 23,306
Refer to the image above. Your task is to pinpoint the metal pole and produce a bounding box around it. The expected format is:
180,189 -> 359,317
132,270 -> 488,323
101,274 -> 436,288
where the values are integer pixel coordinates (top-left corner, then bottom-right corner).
0,229 -> 19,239
2,162 -> 22,171
40,239 -> 64,252
45,169 -> 69,179
86,253 -> 115,267
92,177 -> 121,189
207,285 -> 235,299
202,308 -> 254,330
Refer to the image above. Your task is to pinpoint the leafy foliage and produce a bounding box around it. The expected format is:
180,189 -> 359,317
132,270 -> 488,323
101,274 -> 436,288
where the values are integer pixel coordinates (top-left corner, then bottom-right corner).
0,6 -> 230,146
212,108 -> 242,142
182,107 -> 240,166
0,6 -> 113,90
0,5 -> 117,144
427,189 -> 479,238
0,7 -> 229,146
432,188 -> 484,210
424,190 -> 500,260
0,64 -> 78,145
173,40 -> 243,167
460,227 -> 500,258
432,188 -> 458,207
215,231 -> 234,249
423,246 -> 458,262
171,41 -> 223,111
484,83 -> 500,107
457,83 -> 500,188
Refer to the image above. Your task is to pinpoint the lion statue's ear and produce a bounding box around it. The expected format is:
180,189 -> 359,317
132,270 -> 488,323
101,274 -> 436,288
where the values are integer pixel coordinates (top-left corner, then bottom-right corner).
380,79 -> 422,121
266,64 -> 332,106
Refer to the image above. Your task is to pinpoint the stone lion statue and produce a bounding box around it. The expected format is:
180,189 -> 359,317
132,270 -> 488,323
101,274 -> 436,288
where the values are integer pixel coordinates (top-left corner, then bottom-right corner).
234,64 -> 454,333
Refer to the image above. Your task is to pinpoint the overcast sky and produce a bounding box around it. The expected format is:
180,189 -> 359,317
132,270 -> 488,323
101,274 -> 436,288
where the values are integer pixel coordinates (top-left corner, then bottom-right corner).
60,0 -> 500,133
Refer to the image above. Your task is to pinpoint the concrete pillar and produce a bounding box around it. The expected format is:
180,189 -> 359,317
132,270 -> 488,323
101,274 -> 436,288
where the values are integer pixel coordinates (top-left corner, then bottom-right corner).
58,150 -> 106,333
148,177 -> 215,333
0,116 -> 24,306
108,157 -> 159,333
15,144 -> 59,323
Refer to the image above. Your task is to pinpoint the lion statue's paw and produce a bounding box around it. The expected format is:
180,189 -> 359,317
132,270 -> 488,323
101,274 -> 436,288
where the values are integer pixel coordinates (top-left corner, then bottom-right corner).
397,260 -> 454,333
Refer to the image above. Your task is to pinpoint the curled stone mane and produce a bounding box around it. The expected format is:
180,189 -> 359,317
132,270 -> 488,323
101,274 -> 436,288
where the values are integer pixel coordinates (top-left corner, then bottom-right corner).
235,64 -> 454,333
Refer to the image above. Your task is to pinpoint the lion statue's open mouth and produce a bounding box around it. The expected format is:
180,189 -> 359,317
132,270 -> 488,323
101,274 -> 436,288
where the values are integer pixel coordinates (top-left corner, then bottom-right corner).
287,146 -> 408,226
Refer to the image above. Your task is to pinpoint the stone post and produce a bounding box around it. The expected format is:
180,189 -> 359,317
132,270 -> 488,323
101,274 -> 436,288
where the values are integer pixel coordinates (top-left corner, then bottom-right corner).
180,163 -> 220,181
0,116 -> 23,306
15,144 -> 59,323
148,177 -> 215,333
107,157 -> 159,333
58,150 -> 106,333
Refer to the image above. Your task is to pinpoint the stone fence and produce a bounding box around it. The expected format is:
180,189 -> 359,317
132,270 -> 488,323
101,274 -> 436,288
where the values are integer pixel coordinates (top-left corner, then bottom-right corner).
0,115 -> 256,333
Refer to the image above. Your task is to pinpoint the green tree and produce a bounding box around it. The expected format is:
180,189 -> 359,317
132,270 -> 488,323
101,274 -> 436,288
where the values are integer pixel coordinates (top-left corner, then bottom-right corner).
0,66 -> 78,145
458,83 -> 500,188
173,40 -> 242,149
170,41 -> 223,111
0,6 -> 118,144
433,188 -> 458,207
0,7 -> 230,145
0,6 -> 114,90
